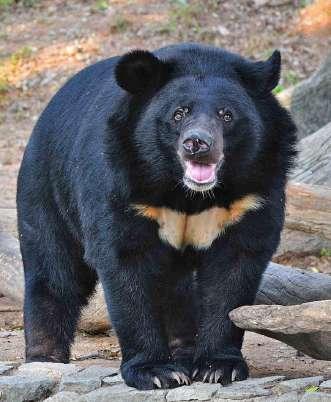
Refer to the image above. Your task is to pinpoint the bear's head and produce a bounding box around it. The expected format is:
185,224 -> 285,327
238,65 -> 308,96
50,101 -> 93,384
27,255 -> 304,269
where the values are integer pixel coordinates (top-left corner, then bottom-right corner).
114,45 -> 295,197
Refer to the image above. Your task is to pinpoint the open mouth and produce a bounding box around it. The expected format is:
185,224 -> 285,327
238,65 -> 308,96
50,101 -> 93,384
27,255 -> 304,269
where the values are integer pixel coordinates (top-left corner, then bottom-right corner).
184,160 -> 218,191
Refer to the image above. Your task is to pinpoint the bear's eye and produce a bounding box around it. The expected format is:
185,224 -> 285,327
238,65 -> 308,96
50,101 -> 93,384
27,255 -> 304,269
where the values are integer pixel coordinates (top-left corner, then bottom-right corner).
173,107 -> 189,122
218,108 -> 233,123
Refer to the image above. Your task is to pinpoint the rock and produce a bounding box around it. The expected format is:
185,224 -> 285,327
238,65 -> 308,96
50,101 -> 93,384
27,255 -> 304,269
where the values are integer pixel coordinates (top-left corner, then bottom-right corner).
291,122 -> 331,186
229,376 -> 285,388
102,373 -> 123,385
166,382 -> 219,401
77,383 -> 167,402
263,392 -> 299,401
17,362 -> 80,381
230,301 -> 331,360
230,301 -> 331,334
277,52 -> 331,140
0,331 -> 16,338
253,0 -> 292,7
274,376 -> 324,393
60,365 -> 118,394
319,380 -> 331,391
215,384 -> 272,399
0,364 -> 13,375
217,25 -> 230,36
0,375 -> 56,402
300,392 -> 331,401
44,391 -> 80,401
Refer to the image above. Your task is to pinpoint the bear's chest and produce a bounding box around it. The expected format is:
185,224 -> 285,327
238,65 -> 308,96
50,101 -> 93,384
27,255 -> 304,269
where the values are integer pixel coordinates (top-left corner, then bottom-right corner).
133,194 -> 263,250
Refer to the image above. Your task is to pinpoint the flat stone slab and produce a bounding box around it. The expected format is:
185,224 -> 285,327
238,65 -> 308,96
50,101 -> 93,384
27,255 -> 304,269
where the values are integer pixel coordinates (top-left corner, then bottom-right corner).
0,361 -> 330,402
59,365 -> 118,394
274,376 -> 324,393
166,383 -> 219,401
261,391 -> 299,401
215,384 -> 272,399
0,374 -> 56,402
44,391 -> 80,401
17,362 -> 81,381
102,373 -> 123,385
320,379 -> 331,391
77,383 -> 167,402
230,302 -> 331,334
301,392 -> 331,401
0,364 -> 13,375
227,375 -> 285,388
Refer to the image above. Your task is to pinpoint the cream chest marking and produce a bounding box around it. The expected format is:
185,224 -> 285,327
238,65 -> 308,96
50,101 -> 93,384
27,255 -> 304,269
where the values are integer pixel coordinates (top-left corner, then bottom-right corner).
132,194 -> 263,250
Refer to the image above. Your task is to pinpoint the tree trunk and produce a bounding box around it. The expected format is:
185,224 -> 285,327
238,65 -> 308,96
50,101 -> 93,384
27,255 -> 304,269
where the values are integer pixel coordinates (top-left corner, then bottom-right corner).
290,122 -> 331,187
277,52 -> 331,140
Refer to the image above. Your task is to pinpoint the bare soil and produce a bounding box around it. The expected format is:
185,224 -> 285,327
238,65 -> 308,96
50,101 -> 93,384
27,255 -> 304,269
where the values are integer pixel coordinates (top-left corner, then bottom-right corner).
0,0 -> 330,379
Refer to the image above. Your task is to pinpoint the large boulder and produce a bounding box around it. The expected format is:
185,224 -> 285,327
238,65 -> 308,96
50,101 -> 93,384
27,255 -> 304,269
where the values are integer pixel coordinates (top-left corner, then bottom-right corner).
230,300 -> 331,360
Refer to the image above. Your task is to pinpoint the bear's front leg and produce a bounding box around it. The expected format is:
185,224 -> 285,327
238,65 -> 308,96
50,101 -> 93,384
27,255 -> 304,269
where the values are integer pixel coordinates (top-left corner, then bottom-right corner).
96,243 -> 191,390
193,243 -> 270,385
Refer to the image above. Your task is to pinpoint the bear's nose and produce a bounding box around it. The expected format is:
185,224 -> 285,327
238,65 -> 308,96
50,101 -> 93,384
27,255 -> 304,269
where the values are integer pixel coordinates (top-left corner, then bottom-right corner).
182,130 -> 212,155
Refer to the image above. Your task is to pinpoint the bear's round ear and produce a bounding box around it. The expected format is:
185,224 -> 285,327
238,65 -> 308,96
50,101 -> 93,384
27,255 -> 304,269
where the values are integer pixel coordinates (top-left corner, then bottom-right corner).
235,50 -> 281,95
115,50 -> 171,95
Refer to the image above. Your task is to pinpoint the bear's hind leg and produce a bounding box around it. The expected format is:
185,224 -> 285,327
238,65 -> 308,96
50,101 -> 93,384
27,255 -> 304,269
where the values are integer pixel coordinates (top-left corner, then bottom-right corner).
24,270 -> 96,363
21,218 -> 97,363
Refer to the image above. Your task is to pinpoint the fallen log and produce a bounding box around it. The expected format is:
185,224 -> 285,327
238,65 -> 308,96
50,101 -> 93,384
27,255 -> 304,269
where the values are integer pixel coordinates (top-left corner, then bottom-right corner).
256,262 -> 331,305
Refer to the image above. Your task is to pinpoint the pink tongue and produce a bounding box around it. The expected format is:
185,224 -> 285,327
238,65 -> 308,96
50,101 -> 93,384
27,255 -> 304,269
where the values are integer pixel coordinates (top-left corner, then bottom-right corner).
185,161 -> 216,183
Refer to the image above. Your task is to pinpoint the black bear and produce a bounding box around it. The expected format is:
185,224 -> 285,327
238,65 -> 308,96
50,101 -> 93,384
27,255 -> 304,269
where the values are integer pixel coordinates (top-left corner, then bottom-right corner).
17,43 -> 296,390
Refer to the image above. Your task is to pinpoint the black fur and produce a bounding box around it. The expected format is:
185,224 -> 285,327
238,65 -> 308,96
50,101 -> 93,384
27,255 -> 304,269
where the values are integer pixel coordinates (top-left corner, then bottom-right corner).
17,43 -> 296,389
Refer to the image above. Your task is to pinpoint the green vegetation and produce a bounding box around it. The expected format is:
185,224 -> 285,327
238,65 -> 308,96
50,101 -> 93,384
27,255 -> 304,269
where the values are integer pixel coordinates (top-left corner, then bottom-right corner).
273,84 -> 285,94
110,15 -> 131,33
159,0 -> 204,39
10,46 -> 33,65
0,0 -> 14,9
320,248 -> 331,257
0,0 -> 38,9
95,0 -> 108,12
284,70 -> 300,87
0,46 -> 33,102
0,78 -> 9,95
305,385 -> 319,393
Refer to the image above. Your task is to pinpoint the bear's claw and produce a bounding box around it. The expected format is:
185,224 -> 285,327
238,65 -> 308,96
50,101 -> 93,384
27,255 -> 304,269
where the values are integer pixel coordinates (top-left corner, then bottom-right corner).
122,360 -> 191,390
192,358 -> 248,385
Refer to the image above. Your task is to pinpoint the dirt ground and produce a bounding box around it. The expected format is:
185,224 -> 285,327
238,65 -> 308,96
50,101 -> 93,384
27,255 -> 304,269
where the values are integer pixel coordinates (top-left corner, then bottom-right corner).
0,0 -> 330,380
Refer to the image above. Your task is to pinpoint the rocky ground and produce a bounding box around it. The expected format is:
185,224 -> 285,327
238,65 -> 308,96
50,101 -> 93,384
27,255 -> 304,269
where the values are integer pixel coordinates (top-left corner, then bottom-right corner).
0,361 -> 331,401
